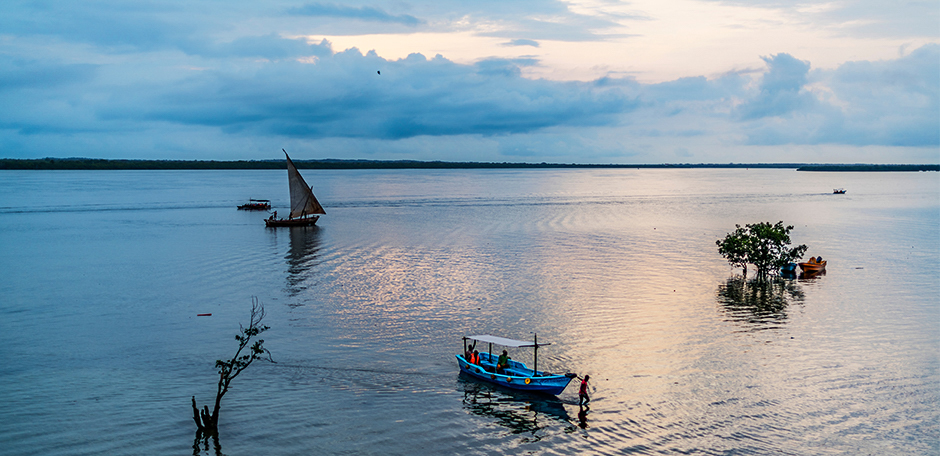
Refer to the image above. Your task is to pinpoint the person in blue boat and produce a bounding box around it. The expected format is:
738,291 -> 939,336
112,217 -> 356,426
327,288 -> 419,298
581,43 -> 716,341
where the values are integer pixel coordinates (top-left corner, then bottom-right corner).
471,350 -> 480,365
496,350 -> 510,374
579,375 -> 591,405
464,341 -> 476,362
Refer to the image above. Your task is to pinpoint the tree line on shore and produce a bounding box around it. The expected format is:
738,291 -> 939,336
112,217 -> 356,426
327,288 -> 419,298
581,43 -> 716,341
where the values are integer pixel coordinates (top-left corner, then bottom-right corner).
1,158 -> 936,171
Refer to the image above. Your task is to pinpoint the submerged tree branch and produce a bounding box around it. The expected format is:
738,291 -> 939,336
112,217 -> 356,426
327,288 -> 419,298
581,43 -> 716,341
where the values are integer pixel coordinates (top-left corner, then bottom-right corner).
192,297 -> 272,436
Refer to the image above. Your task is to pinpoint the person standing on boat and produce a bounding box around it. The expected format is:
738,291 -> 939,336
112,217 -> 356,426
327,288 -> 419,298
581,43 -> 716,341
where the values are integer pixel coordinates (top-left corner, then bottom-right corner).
472,350 -> 480,364
579,375 -> 591,405
496,350 -> 510,374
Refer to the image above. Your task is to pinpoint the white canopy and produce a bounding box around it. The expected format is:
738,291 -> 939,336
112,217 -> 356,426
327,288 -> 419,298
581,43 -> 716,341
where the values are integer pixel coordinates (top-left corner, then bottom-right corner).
466,335 -> 551,347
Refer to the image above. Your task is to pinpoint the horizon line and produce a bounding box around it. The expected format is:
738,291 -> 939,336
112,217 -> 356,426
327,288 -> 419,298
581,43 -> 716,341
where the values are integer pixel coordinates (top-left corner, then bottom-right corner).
1,158 -> 937,172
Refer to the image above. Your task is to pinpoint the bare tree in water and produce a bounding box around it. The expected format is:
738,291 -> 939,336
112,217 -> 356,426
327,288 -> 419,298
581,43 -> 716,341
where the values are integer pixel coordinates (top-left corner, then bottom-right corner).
192,297 -> 273,438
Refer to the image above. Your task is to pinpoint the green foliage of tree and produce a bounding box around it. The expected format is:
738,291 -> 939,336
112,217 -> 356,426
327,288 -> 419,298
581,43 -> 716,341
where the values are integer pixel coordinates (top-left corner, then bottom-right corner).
716,221 -> 808,279
192,297 -> 273,437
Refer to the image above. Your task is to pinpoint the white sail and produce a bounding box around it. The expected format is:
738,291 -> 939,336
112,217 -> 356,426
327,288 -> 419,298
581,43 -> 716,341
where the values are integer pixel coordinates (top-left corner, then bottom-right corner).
285,152 -> 325,219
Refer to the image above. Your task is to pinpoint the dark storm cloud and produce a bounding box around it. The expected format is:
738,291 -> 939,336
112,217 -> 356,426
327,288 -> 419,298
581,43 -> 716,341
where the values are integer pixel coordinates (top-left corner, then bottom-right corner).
117,50 -> 635,140
4,40 -> 936,154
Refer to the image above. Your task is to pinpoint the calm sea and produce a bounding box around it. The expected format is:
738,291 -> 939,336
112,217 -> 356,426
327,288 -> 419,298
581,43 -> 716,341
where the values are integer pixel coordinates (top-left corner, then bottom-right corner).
0,168 -> 937,455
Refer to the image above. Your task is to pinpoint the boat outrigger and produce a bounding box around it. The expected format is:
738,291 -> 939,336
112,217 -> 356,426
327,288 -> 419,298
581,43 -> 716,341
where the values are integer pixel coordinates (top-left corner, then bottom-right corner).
265,150 -> 326,227
456,334 -> 576,396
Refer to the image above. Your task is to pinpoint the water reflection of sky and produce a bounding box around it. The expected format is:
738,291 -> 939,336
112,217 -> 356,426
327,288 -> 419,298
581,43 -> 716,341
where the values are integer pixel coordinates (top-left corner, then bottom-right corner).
2,169 -> 936,455
270,169 -> 938,454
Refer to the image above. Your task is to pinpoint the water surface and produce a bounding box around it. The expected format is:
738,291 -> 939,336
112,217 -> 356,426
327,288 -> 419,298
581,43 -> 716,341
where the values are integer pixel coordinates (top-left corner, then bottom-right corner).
0,168 -> 937,455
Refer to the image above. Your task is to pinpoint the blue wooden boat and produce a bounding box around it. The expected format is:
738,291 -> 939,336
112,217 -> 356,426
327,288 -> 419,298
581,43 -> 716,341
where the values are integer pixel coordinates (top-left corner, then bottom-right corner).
456,334 -> 576,396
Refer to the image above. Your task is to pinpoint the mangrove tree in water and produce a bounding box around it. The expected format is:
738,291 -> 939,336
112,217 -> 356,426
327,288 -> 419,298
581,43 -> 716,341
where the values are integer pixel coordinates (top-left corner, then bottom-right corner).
716,221 -> 807,279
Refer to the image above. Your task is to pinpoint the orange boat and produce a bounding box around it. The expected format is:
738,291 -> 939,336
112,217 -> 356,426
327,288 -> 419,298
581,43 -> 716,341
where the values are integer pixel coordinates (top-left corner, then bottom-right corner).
798,256 -> 827,273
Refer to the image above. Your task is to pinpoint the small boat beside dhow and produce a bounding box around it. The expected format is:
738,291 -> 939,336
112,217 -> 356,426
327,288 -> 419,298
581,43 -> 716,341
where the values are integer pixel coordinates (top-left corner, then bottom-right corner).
456,334 -> 576,396
265,150 -> 326,227
237,199 -> 271,210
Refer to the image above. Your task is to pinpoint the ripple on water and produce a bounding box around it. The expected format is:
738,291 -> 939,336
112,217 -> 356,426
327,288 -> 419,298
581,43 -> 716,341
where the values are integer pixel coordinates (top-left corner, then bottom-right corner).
1,169 -> 937,455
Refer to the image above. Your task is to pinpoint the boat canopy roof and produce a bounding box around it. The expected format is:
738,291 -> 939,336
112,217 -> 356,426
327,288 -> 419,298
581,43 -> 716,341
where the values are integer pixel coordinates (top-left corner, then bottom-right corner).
466,335 -> 551,348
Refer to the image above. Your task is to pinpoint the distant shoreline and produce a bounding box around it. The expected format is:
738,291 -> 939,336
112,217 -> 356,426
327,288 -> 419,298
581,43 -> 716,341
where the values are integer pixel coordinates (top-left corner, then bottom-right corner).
0,158 -> 937,172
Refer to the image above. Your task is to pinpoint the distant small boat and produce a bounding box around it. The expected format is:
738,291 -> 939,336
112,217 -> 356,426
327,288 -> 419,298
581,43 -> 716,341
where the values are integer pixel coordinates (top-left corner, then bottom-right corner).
781,262 -> 797,274
265,150 -> 325,227
456,334 -> 576,396
237,199 -> 271,210
833,188 -> 846,194
798,256 -> 827,273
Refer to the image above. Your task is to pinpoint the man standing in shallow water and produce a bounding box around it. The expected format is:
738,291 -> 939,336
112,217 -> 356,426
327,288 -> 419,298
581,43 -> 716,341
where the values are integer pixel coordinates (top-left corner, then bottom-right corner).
579,375 -> 591,406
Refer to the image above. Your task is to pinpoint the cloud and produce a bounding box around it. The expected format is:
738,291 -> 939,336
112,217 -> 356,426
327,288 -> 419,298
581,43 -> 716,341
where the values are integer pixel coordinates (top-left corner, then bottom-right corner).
112,49 -> 636,140
817,43 -> 939,146
0,1 -> 200,52
503,39 -> 540,48
0,56 -> 97,90
286,3 -> 423,26
739,44 -> 940,147
419,0 -> 630,41
474,57 -> 540,77
4,42 -> 937,160
704,0 -> 939,39
645,74 -> 747,102
736,53 -> 815,120
190,35 -> 334,59
0,0 -> 935,162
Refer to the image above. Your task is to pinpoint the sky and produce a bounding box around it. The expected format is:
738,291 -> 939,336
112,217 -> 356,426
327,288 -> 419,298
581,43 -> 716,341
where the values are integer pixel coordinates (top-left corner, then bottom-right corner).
0,0 -> 937,163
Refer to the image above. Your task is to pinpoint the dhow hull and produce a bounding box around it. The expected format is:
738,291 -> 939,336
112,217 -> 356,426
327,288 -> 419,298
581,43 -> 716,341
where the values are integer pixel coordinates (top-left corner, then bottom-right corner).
265,216 -> 319,227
